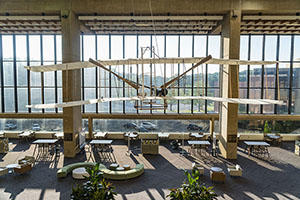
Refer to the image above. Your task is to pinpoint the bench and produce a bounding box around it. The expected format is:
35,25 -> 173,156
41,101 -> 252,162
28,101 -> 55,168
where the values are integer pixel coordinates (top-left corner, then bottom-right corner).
57,162 -> 144,180
57,162 -> 104,178
102,164 -> 144,180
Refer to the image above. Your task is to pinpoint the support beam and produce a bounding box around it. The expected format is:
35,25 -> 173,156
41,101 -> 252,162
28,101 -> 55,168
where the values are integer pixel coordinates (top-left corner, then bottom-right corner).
210,118 -> 215,139
61,10 -> 81,158
219,9 -> 241,159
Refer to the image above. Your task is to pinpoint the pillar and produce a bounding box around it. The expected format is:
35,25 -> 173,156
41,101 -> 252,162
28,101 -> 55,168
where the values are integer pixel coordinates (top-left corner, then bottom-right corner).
210,118 -> 215,139
219,9 -> 241,159
61,10 -> 82,157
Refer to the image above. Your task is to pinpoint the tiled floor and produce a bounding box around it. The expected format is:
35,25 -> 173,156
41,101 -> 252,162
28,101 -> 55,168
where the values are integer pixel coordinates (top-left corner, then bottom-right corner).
0,139 -> 300,200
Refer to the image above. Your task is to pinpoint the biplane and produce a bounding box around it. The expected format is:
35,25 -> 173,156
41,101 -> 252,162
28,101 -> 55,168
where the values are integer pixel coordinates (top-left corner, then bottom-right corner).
24,51 -> 284,110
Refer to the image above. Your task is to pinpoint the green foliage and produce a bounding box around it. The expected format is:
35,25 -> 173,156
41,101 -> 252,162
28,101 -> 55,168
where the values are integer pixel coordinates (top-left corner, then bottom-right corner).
71,163 -> 116,200
167,170 -> 217,200
264,121 -> 272,133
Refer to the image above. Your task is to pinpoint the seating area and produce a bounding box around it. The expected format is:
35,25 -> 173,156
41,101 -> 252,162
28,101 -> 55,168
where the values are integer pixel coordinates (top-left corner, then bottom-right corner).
57,161 -> 144,181
0,137 -> 300,199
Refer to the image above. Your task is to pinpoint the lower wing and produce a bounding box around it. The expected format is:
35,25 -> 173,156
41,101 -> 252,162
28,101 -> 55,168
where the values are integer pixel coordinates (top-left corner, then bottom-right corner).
26,96 -> 285,109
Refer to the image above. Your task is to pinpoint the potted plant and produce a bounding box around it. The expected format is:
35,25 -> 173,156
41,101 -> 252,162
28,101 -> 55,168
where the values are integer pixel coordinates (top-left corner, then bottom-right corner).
264,121 -> 272,134
71,163 -> 117,200
167,170 -> 217,200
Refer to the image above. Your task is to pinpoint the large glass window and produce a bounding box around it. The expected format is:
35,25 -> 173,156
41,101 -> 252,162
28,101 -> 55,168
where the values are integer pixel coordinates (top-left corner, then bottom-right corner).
0,33 -> 298,115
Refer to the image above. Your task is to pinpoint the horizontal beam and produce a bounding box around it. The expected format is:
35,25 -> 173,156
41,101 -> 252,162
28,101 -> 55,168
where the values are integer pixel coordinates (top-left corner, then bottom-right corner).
0,26 -> 61,31
82,113 -> 219,120
0,113 -> 63,118
0,30 -> 61,34
89,27 -> 213,31
79,15 -> 223,21
241,21 -> 300,26
1,113 -> 300,121
93,30 -> 209,34
241,26 -> 300,31
84,21 -> 218,26
241,30 -> 300,34
0,21 -> 61,26
243,15 -> 300,21
238,114 -> 300,121
0,16 -> 60,21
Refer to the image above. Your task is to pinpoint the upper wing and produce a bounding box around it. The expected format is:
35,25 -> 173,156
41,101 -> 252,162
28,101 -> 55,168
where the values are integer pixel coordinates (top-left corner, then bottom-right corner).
24,57 -> 278,72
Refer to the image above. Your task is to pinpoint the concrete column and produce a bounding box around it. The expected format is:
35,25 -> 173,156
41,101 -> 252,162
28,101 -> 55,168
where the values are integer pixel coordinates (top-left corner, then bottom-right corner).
210,118 -> 215,138
61,10 -> 82,157
219,9 -> 241,159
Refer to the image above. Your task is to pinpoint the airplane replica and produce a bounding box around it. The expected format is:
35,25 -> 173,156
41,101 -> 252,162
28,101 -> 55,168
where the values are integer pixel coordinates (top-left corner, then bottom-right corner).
24,52 -> 284,109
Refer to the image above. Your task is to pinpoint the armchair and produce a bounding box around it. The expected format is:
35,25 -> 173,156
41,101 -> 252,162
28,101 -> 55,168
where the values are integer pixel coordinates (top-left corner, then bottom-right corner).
14,163 -> 32,174
227,164 -> 242,177
0,167 -> 8,176
18,156 -> 35,166
265,133 -> 282,146
192,162 -> 204,175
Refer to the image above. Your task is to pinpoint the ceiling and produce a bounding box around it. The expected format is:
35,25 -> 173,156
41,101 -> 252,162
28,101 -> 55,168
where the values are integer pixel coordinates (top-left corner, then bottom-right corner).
0,14 -> 299,35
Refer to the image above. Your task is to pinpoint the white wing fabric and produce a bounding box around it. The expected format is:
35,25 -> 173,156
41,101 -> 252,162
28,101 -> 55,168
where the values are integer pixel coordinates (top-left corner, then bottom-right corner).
24,57 -> 278,72
26,96 -> 285,109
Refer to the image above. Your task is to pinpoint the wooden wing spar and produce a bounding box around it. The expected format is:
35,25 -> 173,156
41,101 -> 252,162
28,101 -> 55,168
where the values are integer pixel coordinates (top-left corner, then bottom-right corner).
26,96 -> 285,109
24,57 -> 278,72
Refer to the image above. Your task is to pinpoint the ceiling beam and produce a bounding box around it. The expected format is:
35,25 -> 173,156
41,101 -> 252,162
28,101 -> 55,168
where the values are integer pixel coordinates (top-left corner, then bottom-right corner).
78,15 -> 223,21
0,26 -> 61,31
0,15 -> 60,21
241,20 -> 300,26
243,15 -> 300,20
89,26 -> 213,31
0,21 -> 61,26
84,21 -> 218,26
0,30 -> 61,34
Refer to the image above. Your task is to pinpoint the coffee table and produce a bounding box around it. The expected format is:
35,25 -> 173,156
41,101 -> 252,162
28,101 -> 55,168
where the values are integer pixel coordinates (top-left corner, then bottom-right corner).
72,167 -> 89,179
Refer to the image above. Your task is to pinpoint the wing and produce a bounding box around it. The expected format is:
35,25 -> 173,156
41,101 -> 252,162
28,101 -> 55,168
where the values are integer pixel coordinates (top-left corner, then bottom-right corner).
142,96 -> 285,105
24,57 -> 278,72
26,95 -> 285,109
